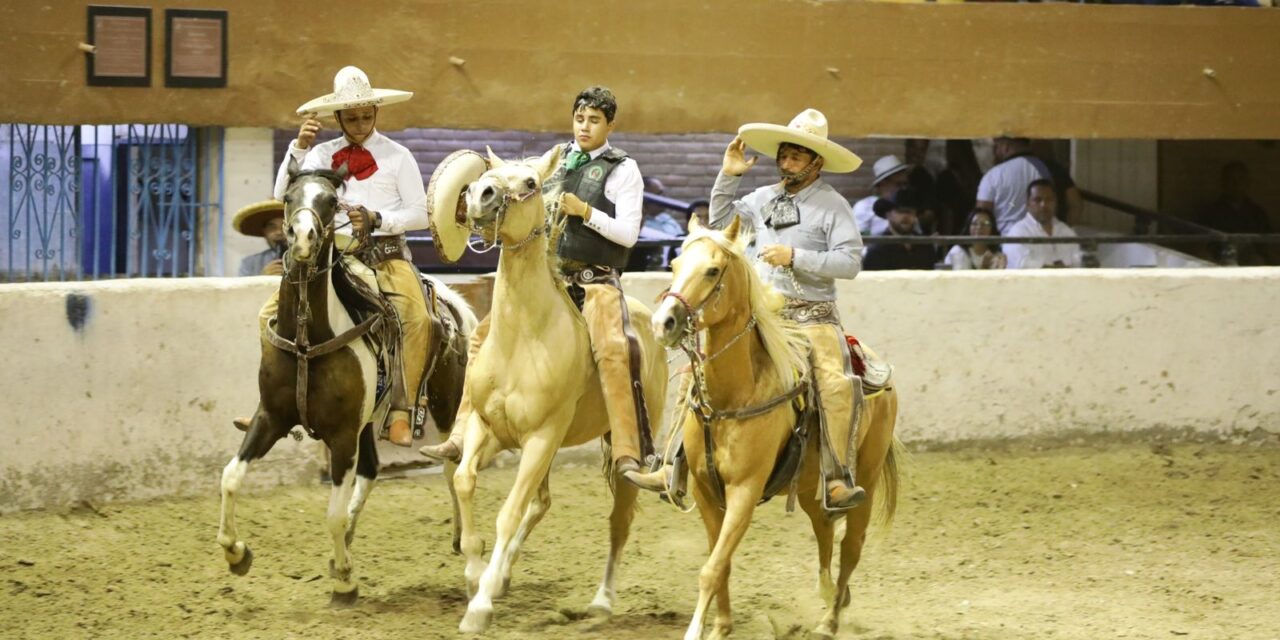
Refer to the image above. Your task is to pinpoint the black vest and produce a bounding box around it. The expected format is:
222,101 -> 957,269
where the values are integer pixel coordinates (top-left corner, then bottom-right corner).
545,144 -> 632,269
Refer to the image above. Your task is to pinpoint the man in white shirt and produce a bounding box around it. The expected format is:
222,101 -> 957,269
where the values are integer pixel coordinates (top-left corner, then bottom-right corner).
246,66 -> 431,447
975,137 -> 1053,234
852,155 -> 910,236
1005,179 -> 1081,269
422,87 -> 657,488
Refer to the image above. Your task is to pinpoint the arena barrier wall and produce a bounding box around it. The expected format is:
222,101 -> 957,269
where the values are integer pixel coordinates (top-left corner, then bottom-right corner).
2,269 -> 1276,512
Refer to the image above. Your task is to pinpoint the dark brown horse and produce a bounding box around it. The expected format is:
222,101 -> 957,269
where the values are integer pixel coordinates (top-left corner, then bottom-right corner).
216,162 -> 474,607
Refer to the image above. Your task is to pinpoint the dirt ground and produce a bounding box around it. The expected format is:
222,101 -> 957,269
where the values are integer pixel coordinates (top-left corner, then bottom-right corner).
2,438 -> 1277,640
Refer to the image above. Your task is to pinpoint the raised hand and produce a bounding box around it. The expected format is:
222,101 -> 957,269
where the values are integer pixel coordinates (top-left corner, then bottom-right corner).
296,115 -> 322,150
722,136 -> 759,177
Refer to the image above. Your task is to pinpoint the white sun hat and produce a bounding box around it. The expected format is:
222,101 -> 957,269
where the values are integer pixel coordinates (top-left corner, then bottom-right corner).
427,150 -> 489,263
295,66 -> 413,117
737,109 -> 862,174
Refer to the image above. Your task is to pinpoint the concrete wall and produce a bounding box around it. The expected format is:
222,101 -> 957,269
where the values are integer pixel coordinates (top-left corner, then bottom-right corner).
2,268 -> 1277,512
5,2 -> 1280,139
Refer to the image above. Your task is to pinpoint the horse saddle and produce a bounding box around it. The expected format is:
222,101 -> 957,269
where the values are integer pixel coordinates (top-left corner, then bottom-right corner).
847,335 -> 893,393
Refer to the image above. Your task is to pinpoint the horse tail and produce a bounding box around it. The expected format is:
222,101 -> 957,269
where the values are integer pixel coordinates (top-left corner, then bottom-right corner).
875,436 -> 907,527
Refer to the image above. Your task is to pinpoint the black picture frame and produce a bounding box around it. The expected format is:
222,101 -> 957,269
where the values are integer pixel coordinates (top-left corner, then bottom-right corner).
86,5 -> 152,87
164,9 -> 228,89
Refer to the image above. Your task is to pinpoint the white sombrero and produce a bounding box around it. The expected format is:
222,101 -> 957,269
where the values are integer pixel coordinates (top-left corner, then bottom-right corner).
737,109 -> 862,174
427,149 -> 489,263
295,66 -> 413,117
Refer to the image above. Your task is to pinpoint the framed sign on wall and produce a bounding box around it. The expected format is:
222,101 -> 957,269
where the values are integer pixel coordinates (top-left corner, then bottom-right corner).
164,9 -> 227,88
86,5 -> 152,87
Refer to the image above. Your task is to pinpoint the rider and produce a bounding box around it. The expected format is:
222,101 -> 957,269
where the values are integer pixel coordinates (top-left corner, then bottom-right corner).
237,65 -> 430,447
420,86 -> 656,487
631,109 -> 869,509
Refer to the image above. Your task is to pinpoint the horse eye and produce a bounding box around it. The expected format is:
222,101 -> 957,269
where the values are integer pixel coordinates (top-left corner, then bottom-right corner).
326,195 -> 337,207
705,267 -> 720,278
525,178 -> 537,190
282,195 -> 292,204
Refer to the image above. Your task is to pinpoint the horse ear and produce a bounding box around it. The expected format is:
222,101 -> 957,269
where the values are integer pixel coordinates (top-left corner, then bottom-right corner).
534,145 -> 563,183
723,215 -> 742,242
287,156 -> 300,183
332,162 -> 349,188
485,146 -> 506,169
687,211 -> 704,234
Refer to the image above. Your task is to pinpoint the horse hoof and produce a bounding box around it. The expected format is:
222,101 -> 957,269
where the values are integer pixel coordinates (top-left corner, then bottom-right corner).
810,627 -> 836,640
459,606 -> 493,634
708,624 -> 734,640
227,546 -> 254,576
329,587 -> 359,608
586,602 -> 613,618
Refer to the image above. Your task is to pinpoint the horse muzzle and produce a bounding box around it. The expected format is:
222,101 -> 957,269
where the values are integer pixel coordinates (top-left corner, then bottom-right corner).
466,180 -> 503,227
652,296 -> 691,348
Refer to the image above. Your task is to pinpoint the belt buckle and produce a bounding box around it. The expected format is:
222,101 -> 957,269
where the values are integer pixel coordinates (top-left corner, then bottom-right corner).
381,241 -> 395,255
580,267 -> 596,283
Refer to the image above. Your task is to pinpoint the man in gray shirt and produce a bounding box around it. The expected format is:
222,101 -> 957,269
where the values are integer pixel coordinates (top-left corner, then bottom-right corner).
233,200 -> 286,277
636,109 -> 869,509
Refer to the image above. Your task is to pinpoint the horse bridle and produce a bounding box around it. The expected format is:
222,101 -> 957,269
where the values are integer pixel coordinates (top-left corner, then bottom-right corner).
467,181 -> 548,254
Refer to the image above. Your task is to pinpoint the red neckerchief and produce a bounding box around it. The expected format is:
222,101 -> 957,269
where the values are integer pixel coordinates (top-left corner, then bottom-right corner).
332,143 -> 378,181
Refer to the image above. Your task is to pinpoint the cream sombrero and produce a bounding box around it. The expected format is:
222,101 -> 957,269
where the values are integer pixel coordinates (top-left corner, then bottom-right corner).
737,109 -> 862,174
232,200 -> 285,237
427,150 -> 489,263
295,66 -> 413,118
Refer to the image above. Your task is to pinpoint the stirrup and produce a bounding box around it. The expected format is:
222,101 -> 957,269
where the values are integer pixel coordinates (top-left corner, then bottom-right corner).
825,480 -> 866,511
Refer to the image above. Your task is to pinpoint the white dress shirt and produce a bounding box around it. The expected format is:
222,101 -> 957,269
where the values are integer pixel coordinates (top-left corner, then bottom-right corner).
272,131 -> 428,237
852,195 -> 889,236
976,155 -> 1048,234
1004,213 -> 1081,269
550,141 -> 644,248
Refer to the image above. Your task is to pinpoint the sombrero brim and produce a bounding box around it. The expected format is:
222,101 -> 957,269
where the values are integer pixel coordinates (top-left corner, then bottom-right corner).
737,123 -> 863,174
428,150 -> 489,264
296,89 -> 413,117
232,200 -> 286,237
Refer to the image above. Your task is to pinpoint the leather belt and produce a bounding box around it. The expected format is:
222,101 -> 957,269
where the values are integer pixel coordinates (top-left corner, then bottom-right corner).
561,262 -> 620,287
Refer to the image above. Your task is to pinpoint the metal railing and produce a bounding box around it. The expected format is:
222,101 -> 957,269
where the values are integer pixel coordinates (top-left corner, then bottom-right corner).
2,124 -> 225,282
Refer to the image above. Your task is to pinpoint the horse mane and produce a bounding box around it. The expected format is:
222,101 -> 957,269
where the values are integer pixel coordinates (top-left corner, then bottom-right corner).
683,227 -> 811,390
290,169 -> 347,191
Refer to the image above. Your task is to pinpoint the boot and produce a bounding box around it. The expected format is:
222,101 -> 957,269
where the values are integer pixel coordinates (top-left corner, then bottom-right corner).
419,438 -> 461,463
826,478 -> 866,510
620,457 -> 667,492
388,411 -> 413,447
622,460 -> 669,492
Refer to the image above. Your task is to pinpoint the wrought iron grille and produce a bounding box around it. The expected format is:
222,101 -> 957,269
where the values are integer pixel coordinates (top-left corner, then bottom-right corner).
2,124 -> 224,281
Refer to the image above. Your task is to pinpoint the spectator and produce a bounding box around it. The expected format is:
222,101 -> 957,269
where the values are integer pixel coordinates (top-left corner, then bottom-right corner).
935,140 -> 983,234
864,188 -> 938,271
1196,162 -> 1275,265
1004,179 -> 1081,269
904,138 -> 938,204
976,137 -> 1076,233
233,200 -> 286,276
852,155 -> 911,235
629,177 -> 684,270
1030,140 -> 1084,224
687,198 -> 710,229
944,207 -> 1007,270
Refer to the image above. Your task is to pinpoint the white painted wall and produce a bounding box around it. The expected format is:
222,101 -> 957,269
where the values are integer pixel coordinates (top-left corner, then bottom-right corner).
2,269 -> 1277,512
219,127 -> 277,277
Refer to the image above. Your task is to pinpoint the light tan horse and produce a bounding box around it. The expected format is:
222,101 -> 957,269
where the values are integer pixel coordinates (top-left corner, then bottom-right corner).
451,150 -> 668,633
651,218 -> 903,640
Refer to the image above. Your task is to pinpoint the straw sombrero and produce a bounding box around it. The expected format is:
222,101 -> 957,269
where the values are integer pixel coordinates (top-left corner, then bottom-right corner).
737,109 -> 862,174
427,150 -> 489,263
295,66 -> 413,118
232,200 -> 285,237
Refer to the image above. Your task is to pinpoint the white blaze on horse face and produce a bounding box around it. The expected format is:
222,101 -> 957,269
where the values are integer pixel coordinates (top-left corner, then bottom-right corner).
288,181 -> 328,261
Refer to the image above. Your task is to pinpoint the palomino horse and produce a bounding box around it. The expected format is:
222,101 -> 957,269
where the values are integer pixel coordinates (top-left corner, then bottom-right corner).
450,150 -> 668,633
651,218 -> 903,640
216,163 -> 476,606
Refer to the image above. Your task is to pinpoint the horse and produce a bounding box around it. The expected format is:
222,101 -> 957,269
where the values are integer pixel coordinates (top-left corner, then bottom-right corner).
216,162 -> 476,606
650,217 -> 903,640
449,149 -> 668,633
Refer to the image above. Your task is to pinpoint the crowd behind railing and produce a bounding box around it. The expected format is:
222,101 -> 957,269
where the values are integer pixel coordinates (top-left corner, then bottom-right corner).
615,140 -> 1279,272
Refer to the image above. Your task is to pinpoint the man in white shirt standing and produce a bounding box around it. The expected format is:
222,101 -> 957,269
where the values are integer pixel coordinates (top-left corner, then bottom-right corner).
851,155 -> 911,236
1005,179 -> 1081,269
975,137 -> 1053,234
245,66 -> 431,447
421,87 -> 657,488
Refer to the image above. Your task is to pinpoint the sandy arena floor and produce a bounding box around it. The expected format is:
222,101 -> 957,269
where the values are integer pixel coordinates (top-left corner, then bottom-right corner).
2,438 -> 1277,639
